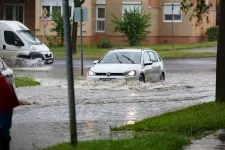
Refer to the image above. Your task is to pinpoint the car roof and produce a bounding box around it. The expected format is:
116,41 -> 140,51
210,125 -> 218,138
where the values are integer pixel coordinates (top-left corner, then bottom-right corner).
0,21 -> 29,31
110,48 -> 155,52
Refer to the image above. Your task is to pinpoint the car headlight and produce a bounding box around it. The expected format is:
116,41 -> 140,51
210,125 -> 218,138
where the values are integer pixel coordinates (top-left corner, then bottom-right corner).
124,70 -> 136,76
88,70 -> 95,76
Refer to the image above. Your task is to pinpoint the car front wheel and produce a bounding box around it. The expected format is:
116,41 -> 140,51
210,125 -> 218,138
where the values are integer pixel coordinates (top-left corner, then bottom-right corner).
160,73 -> 165,81
139,74 -> 145,82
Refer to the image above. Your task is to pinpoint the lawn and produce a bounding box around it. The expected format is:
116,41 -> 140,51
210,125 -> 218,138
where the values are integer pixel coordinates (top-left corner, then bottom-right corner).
112,102 -> 225,138
43,102 -> 225,150
43,133 -> 190,150
15,76 -> 41,88
49,41 -> 217,59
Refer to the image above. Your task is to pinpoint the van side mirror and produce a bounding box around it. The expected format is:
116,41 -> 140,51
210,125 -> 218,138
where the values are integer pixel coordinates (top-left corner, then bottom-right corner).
15,39 -> 24,47
144,60 -> 153,66
93,60 -> 99,64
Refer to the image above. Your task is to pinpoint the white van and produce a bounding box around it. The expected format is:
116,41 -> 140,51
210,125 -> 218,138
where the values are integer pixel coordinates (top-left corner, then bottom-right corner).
0,21 -> 54,64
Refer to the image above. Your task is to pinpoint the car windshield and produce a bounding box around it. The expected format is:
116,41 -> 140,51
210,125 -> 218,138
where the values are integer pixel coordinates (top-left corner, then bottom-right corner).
99,51 -> 142,64
17,30 -> 42,45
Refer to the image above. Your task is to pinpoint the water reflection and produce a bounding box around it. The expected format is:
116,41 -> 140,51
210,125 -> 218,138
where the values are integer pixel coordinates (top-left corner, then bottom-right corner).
125,107 -> 137,125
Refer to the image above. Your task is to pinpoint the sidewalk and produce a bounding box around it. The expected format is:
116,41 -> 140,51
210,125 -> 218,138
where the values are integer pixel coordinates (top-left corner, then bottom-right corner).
185,130 -> 225,150
177,46 -> 217,53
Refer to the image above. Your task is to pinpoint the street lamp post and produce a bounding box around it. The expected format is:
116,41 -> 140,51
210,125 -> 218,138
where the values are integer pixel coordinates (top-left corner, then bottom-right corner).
172,3 -> 174,48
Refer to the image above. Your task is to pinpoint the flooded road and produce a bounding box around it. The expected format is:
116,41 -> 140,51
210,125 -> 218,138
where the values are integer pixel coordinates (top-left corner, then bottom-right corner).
10,58 -> 217,150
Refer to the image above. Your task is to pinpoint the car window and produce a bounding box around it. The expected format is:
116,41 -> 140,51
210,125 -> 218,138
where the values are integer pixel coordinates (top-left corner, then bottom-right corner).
143,52 -> 150,62
148,52 -> 158,62
4,31 -> 22,46
154,52 -> 162,62
0,60 -> 4,70
99,52 -> 142,64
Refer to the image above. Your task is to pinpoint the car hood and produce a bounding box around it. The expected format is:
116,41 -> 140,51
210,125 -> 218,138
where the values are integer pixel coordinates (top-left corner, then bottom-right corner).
91,64 -> 140,73
31,44 -> 50,52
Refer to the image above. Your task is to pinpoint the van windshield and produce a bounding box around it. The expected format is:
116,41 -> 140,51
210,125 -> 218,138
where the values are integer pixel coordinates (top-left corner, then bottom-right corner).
17,30 -> 42,45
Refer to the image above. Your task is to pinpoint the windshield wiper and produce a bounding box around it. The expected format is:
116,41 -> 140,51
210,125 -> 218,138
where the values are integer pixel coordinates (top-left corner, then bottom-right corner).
115,53 -> 122,63
122,55 -> 135,64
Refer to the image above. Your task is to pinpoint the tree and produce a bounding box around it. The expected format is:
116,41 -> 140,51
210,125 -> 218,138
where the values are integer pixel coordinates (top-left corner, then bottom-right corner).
181,0 -> 225,102
71,0 -> 85,53
50,8 -> 64,45
111,8 -> 151,46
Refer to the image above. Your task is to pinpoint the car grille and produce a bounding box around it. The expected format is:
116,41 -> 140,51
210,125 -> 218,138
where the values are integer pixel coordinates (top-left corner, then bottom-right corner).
95,73 -> 124,76
45,54 -> 52,58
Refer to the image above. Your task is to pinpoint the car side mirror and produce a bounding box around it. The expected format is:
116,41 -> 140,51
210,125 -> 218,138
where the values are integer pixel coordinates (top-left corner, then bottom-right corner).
93,60 -> 99,64
15,39 -> 24,47
144,60 -> 153,66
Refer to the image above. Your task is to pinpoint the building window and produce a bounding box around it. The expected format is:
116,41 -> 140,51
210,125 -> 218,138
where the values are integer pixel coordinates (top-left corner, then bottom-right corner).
163,3 -> 182,22
52,6 -> 61,13
122,2 -> 142,16
96,6 -> 105,32
42,6 -> 51,18
40,0 -> 74,19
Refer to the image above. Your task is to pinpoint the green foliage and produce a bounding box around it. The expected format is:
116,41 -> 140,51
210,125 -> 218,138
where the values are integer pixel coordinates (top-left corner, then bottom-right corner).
113,102 -> 225,138
97,38 -> 113,48
50,8 -> 64,45
181,0 -> 210,23
15,77 -> 40,88
43,134 -> 190,150
46,36 -> 58,46
111,8 -> 151,46
206,26 -> 218,41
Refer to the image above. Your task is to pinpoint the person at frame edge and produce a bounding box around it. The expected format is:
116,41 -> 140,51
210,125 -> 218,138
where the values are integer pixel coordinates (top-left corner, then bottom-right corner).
0,73 -> 20,150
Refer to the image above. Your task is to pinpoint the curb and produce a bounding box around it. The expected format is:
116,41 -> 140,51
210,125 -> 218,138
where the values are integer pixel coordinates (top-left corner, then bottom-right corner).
54,56 -> 216,61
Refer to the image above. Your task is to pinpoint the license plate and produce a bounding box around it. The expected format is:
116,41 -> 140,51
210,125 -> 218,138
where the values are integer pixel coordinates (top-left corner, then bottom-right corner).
100,78 -> 115,81
47,59 -> 53,63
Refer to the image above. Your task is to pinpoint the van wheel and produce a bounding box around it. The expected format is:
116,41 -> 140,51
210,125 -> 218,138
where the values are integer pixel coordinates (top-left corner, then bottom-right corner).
160,73 -> 165,81
139,74 -> 145,82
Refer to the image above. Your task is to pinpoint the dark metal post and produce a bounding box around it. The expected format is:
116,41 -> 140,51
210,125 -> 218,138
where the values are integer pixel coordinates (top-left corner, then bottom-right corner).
172,3 -> 174,48
80,8 -> 84,76
62,0 -> 77,144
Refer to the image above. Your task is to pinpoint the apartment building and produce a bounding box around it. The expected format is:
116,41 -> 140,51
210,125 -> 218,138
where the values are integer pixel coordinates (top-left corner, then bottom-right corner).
0,0 -> 217,45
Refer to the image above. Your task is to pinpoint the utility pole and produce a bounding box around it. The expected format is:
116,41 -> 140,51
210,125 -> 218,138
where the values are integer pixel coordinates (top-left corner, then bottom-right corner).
62,0 -> 78,144
172,3 -> 174,48
216,0 -> 225,102
80,8 -> 84,76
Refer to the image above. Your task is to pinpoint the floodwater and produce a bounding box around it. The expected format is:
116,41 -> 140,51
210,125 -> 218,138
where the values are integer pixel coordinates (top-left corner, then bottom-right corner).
9,58 -> 220,150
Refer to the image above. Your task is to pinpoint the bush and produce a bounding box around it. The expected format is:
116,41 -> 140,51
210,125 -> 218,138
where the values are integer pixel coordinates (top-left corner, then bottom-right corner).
46,36 -> 58,46
111,8 -> 151,46
206,26 -> 218,41
97,38 -> 113,48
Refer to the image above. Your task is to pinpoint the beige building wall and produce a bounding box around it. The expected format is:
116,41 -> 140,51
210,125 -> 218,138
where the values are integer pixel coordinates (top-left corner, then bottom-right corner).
33,0 -> 216,45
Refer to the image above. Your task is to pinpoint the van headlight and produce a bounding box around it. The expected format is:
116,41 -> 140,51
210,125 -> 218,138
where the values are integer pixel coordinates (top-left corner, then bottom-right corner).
124,70 -> 136,76
88,70 -> 95,76
29,45 -> 39,51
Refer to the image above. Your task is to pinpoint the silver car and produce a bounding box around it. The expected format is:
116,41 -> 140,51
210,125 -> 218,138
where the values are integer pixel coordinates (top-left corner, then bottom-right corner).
87,49 -> 165,82
0,58 -> 14,85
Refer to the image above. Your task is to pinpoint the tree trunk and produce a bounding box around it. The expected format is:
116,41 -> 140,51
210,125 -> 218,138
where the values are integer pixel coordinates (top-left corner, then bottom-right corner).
216,0 -> 225,102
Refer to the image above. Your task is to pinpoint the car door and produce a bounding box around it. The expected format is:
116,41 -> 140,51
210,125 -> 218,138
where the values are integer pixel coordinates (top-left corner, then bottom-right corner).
2,30 -> 25,58
142,52 -> 154,81
148,51 -> 161,81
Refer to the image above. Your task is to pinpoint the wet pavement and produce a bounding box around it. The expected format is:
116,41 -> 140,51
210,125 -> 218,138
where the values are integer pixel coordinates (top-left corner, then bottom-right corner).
9,57 -> 221,150
185,130 -> 225,150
